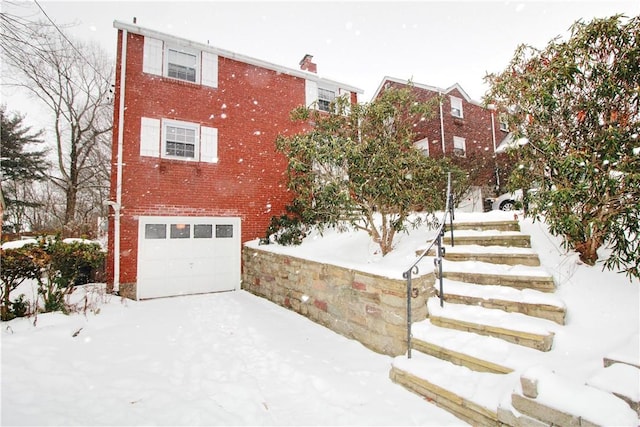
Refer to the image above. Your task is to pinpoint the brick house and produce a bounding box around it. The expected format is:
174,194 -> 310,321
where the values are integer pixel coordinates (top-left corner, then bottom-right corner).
107,20 -> 362,299
373,77 -> 510,208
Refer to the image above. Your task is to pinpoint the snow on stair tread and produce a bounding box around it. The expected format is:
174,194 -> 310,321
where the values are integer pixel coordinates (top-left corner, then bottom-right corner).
393,351 -> 520,411
441,279 -> 565,308
441,259 -> 551,277
419,243 -> 536,254
442,244 -> 536,254
587,363 -> 640,401
412,321 -> 545,372
428,298 -> 560,336
605,334 -> 640,367
448,229 -> 523,237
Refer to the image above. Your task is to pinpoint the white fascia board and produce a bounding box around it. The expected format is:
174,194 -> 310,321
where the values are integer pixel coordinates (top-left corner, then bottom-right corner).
113,20 -> 363,95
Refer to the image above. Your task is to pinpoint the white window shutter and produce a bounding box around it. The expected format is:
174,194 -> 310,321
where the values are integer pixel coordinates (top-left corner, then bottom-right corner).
305,80 -> 318,108
140,117 -> 161,157
200,126 -> 218,163
338,88 -> 351,99
201,51 -> 218,88
143,37 -> 163,76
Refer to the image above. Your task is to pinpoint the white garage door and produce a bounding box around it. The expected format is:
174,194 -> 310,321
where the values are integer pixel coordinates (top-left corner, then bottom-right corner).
137,216 -> 241,299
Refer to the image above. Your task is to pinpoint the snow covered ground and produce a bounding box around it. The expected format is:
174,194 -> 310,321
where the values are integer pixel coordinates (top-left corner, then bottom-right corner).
1,211 -> 638,426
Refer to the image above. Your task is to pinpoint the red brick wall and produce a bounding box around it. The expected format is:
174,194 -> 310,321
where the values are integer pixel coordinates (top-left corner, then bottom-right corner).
378,80 -> 508,185
107,30 -> 314,288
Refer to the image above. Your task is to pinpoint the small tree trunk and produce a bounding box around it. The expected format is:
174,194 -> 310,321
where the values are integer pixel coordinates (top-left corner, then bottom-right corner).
574,236 -> 602,266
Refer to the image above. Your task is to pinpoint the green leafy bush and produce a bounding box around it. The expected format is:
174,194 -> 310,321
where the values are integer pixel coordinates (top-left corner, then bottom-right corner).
0,238 -> 106,319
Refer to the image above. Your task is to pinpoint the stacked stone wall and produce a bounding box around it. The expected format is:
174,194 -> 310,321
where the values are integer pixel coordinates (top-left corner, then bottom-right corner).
242,245 -> 435,356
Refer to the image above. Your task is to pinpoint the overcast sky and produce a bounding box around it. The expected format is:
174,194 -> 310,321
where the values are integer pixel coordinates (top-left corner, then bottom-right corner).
2,0 -> 639,130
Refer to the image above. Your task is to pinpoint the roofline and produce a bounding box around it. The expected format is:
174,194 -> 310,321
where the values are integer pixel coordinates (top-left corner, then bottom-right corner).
373,76 -> 483,106
113,20 -> 363,94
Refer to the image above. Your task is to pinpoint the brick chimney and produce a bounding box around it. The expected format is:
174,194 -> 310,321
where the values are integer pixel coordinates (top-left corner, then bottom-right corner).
299,54 -> 317,73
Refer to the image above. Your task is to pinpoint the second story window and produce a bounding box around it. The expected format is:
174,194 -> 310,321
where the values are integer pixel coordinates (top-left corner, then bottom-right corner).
165,124 -> 197,158
453,136 -> 466,157
167,49 -> 197,82
318,88 -> 336,112
450,96 -> 463,118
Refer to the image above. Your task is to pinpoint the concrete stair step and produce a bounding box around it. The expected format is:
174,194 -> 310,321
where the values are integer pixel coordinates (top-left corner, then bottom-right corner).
410,321 -> 545,374
449,220 -> 521,232
427,298 -> 559,352
586,363 -> 640,416
439,260 -> 556,293
390,351 -> 519,426
444,231 -> 531,248
423,244 -> 540,266
437,279 -> 566,324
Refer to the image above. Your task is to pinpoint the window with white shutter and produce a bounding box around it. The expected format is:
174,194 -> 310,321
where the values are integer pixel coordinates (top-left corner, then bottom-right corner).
142,37 -> 218,88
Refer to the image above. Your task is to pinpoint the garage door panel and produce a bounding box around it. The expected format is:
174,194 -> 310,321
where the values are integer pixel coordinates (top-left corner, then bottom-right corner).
137,216 -> 241,299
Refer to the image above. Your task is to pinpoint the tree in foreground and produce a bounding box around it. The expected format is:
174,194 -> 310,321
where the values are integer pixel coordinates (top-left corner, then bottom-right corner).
272,85 -> 466,256
485,15 -> 639,279
0,106 -> 48,233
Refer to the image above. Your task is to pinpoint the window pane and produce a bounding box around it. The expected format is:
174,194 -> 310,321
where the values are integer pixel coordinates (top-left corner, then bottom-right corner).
194,224 -> 213,238
167,49 -> 197,82
145,224 -> 166,239
170,224 -> 191,239
216,224 -> 233,238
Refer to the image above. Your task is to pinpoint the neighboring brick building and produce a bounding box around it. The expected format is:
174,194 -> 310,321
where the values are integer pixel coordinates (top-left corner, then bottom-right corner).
373,77 -> 510,206
107,20 -> 362,299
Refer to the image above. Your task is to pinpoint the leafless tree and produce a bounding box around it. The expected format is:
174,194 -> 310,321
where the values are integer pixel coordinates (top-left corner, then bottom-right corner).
1,10 -> 113,232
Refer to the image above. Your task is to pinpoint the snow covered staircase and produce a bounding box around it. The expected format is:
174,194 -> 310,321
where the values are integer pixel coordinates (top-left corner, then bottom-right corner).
390,218 -> 570,426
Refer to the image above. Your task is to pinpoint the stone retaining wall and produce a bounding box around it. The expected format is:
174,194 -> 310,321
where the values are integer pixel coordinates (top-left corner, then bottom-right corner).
242,245 -> 435,356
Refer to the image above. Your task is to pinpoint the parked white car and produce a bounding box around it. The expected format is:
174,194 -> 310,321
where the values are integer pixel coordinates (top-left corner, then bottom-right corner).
487,190 -> 523,211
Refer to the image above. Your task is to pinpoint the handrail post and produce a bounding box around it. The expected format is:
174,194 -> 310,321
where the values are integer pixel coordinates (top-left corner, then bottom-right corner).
403,267 -> 416,359
448,190 -> 455,247
436,232 -> 445,307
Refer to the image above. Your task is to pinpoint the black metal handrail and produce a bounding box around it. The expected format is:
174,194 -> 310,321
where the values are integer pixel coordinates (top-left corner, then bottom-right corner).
402,171 -> 455,358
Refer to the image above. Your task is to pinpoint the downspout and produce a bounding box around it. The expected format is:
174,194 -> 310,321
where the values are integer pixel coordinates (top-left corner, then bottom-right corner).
112,28 -> 127,294
439,93 -> 445,155
488,104 -> 499,190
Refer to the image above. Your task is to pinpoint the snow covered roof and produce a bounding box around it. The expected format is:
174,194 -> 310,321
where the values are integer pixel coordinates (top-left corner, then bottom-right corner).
113,20 -> 364,95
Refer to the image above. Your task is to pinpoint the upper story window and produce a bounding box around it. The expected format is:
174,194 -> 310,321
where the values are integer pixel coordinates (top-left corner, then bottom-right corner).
450,96 -> 463,118
167,49 -> 197,83
317,88 -> 336,112
305,80 -> 352,113
143,36 -> 218,88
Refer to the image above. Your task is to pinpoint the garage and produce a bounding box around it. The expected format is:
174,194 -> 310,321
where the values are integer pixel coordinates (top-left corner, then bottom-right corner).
136,216 -> 241,299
